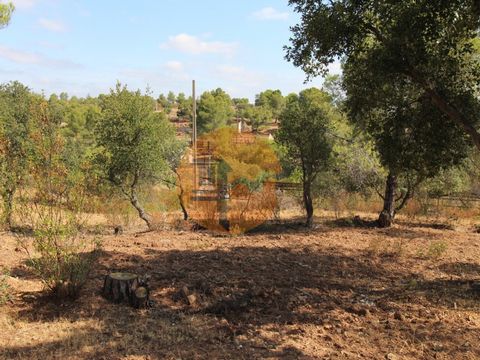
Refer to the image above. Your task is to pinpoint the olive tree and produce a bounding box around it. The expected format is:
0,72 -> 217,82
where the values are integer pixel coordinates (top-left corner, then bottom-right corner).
95,83 -> 181,230
276,88 -> 336,227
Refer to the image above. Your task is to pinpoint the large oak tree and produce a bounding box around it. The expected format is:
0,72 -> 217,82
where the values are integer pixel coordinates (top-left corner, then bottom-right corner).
285,0 -> 480,151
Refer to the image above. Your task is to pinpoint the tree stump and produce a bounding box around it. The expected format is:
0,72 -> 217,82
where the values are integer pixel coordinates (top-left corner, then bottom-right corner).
102,272 -> 150,308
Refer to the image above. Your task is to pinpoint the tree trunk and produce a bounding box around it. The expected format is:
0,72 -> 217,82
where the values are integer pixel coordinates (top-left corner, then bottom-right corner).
130,193 -> 152,230
178,185 -> 189,220
378,172 -> 397,228
179,196 -> 189,221
303,180 -> 314,228
102,272 -> 150,308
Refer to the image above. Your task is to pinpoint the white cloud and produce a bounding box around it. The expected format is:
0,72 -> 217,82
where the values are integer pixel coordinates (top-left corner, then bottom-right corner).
165,60 -> 183,72
0,45 -> 40,64
216,64 -> 264,88
0,45 -> 81,68
38,18 -> 67,32
161,34 -> 237,57
252,7 -> 289,21
10,0 -> 38,9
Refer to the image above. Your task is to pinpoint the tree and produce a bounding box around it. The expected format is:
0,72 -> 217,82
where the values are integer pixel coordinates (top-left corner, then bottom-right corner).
95,83 -> 181,230
285,0 -> 480,151
167,91 -> 176,105
0,2 -> 14,29
0,82 -> 33,228
276,88 -> 336,227
255,89 -> 285,121
157,94 -> 172,115
48,93 -> 100,173
197,88 -> 234,133
232,98 -> 251,120
245,105 -> 272,132
177,92 -> 192,120
343,61 -> 470,226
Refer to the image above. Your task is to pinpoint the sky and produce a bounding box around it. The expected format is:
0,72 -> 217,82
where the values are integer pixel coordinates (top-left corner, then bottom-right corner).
0,0 -> 340,100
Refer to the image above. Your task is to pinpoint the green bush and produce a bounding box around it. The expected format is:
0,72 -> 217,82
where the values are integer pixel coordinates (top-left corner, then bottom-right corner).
19,98 -> 102,300
25,218 -> 101,299
417,241 -> 448,260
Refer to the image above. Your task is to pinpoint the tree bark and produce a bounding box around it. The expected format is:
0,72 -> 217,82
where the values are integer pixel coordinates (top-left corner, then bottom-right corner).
102,272 -> 150,308
103,272 -> 139,303
378,172 -> 397,228
130,193 -> 153,231
179,196 -> 188,221
178,183 -> 189,220
303,180 -> 314,228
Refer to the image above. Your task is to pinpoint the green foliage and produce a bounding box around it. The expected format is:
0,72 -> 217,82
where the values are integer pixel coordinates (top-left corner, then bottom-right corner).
286,0 -> 480,150
313,107 -> 383,198
422,165 -> 471,199
0,81 -> 34,228
0,2 -> 14,28
158,91 -> 177,117
197,88 -> 234,133
25,219 -> 101,299
232,98 -> 251,119
96,83 -> 178,188
48,93 -> 101,175
245,105 -> 272,132
417,241 -> 448,260
276,88 -> 337,225
343,55 -> 470,182
176,92 -> 192,120
157,94 -> 172,115
21,99 -> 101,300
277,88 -> 336,180
255,89 -> 285,120
95,83 -> 183,229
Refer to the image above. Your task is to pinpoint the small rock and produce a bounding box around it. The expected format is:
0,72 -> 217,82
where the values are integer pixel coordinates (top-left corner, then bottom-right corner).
386,353 -> 398,360
187,294 -> 197,306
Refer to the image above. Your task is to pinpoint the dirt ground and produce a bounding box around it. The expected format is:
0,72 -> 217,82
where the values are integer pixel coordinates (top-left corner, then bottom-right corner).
1,217 -> 480,360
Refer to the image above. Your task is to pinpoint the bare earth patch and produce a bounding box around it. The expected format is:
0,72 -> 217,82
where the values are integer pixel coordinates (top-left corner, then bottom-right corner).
1,220 -> 480,359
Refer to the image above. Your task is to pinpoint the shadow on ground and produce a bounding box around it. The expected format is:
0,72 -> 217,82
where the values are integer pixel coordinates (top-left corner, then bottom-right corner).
4,234 -> 480,359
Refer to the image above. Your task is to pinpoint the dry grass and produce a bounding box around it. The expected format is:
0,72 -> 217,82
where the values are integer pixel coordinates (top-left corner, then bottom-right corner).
0,212 -> 480,359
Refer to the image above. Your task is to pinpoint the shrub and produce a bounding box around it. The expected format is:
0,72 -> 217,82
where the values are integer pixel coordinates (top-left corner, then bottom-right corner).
19,99 -> 102,300
417,241 -> 448,260
24,217 -> 101,299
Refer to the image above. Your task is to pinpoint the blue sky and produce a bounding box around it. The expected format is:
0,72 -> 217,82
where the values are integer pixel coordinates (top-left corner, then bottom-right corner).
0,0 -> 340,100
